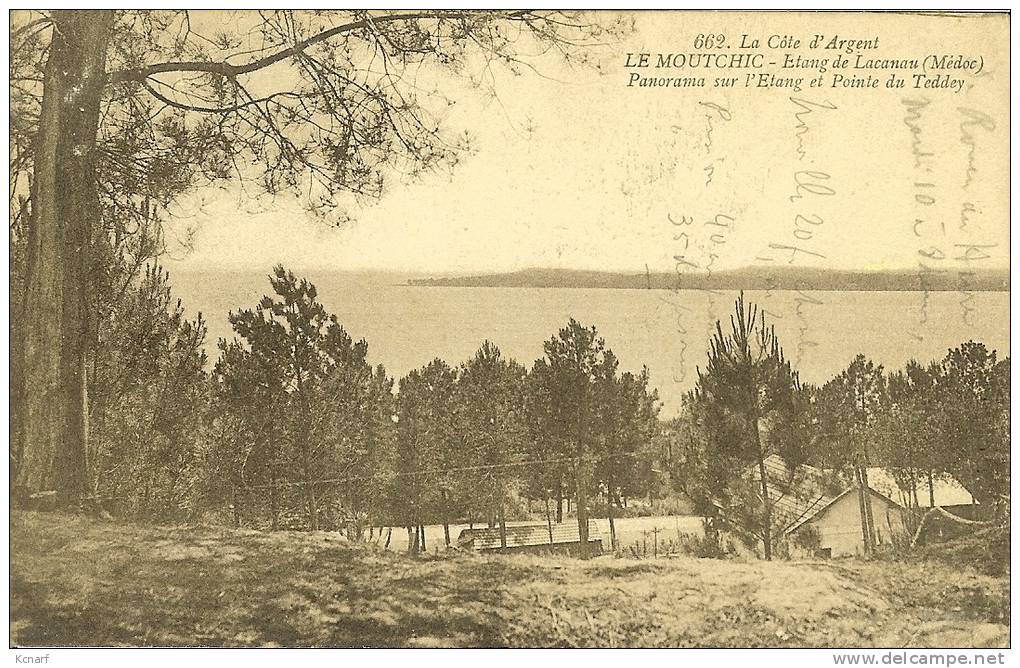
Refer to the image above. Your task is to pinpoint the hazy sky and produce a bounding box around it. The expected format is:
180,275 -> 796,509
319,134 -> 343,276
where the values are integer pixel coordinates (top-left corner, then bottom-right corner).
164,11 -> 1009,275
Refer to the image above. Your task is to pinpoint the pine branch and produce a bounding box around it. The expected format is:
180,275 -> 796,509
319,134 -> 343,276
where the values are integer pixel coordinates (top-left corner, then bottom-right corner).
108,10 -> 531,85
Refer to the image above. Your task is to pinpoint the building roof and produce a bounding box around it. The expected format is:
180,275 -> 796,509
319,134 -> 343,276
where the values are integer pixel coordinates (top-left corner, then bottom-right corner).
732,455 -> 907,536
457,522 -> 601,550
783,486 -> 905,535
746,455 -> 844,535
719,455 -> 973,538
863,468 -> 976,508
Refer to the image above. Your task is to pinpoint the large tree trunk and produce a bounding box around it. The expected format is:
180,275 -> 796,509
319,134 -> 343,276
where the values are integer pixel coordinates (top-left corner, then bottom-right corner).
755,450 -> 773,561
749,404 -> 772,560
575,460 -> 590,559
855,467 -> 875,556
407,526 -> 417,554
607,475 -> 617,551
442,488 -> 451,547
498,503 -> 508,551
544,497 -> 554,543
14,11 -> 114,507
269,464 -> 279,531
860,465 -> 877,546
232,485 -> 241,528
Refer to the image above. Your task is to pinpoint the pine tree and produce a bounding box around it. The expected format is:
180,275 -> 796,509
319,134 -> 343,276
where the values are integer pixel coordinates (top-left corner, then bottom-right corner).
394,359 -> 458,553
592,360 -> 660,550
457,341 -> 529,549
688,293 -> 801,560
936,342 -> 1009,509
213,266 -> 393,531
87,265 -> 208,520
528,319 -> 615,558
10,9 -> 611,507
817,354 -> 887,556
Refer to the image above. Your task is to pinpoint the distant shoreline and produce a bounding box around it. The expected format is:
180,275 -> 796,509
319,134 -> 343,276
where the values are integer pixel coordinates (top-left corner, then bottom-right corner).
405,284 -> 1010,293
407,267 -> 1010,292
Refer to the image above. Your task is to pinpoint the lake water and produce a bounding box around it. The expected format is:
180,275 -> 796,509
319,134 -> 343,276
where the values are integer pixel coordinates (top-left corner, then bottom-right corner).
171,270 -> 1009,416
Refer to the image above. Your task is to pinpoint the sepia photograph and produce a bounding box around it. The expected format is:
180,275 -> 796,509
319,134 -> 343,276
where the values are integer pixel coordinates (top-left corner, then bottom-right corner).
6,7 -> 1011,655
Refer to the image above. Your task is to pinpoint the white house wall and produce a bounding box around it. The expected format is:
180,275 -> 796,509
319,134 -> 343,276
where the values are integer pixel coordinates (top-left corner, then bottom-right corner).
796,491 -> 907,557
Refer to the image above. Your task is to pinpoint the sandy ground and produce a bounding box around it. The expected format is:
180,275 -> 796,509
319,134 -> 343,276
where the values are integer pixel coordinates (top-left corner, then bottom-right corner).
10,511 -> 1008,648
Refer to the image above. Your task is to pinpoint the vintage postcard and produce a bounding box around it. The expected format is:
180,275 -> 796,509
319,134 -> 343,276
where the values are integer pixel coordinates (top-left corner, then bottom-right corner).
7,8 -> 1010,657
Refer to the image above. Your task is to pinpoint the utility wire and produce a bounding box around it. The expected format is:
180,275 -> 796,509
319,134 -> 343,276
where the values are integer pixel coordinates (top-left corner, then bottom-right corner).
241,450 -> 645,491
